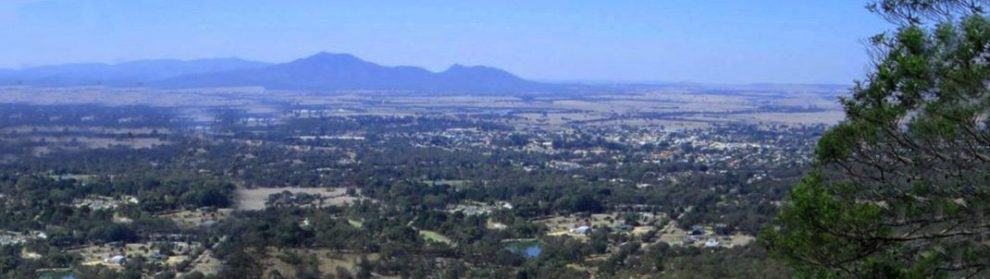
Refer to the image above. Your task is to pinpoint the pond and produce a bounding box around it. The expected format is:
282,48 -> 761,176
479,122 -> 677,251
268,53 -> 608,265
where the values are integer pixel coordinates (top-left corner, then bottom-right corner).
37,270 -> 75,279
505,239 -> 543,259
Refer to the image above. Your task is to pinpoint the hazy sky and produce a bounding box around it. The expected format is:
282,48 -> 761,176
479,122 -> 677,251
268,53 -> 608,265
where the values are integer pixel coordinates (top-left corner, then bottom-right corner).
0,0 -> 890,84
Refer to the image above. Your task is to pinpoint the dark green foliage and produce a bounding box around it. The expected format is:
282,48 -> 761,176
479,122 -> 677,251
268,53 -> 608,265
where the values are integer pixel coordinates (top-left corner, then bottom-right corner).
764,2 -> 990,277
88,223 -> 139,243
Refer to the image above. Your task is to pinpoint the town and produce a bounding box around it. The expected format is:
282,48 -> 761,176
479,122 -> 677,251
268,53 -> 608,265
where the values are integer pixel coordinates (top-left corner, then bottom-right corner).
0,85 -> 835,278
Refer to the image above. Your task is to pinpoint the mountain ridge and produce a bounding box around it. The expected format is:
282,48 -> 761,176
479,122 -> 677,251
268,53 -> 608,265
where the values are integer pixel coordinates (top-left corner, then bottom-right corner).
0,52 -> 556,94
158,52 -> 553,94
0,58 -> 271,87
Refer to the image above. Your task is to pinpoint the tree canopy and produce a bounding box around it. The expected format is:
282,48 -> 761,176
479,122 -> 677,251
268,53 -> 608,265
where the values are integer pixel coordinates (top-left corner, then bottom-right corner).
762,0 -> 990,277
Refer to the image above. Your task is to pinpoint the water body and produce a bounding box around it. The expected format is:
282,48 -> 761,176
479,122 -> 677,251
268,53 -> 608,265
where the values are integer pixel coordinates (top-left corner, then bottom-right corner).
505,240 -> 543,259
522,245 -> 542,258
38,270 -> 75,279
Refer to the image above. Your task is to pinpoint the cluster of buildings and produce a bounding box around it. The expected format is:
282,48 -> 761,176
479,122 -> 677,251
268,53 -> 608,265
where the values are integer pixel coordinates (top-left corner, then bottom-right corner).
0,230 -> 46,246
393,124 -> 821,187
72,195 -> 139,210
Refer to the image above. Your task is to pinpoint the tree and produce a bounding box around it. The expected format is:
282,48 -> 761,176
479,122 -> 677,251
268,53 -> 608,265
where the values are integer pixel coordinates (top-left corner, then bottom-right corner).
762,1 -> 990,277
867,0 -> 987,24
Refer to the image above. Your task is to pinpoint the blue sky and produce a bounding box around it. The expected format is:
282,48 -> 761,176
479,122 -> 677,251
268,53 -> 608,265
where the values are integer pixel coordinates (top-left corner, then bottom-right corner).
0,0 -> 890,84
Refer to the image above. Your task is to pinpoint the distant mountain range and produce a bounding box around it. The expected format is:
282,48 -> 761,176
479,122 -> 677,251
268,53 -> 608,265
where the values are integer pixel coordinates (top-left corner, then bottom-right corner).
0,58 -> 271,87
0,52 -> 556,94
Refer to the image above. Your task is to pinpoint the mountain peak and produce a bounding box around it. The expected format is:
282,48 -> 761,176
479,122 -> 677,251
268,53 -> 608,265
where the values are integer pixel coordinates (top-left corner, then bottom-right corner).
441,64 -> 521,80
299,52 -> 362,62
3,52 -> 558,94
445,64 -> 494,71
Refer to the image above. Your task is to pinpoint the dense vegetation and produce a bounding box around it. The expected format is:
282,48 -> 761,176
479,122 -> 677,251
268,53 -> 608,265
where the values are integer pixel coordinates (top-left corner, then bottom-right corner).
762,0 -> 990,277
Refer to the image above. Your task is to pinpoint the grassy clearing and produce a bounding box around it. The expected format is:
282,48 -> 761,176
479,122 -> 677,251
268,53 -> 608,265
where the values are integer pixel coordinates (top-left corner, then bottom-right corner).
347,219 -> 363,228
261,248 -> 380,278
234,187 -> 360,210
157,208 -> 232,229
72,242 -> 206,270
419,230 -> 453,245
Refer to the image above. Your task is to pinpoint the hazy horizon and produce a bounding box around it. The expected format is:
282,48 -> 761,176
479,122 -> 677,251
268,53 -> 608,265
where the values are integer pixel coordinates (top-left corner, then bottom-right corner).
1,1 -> 890,84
